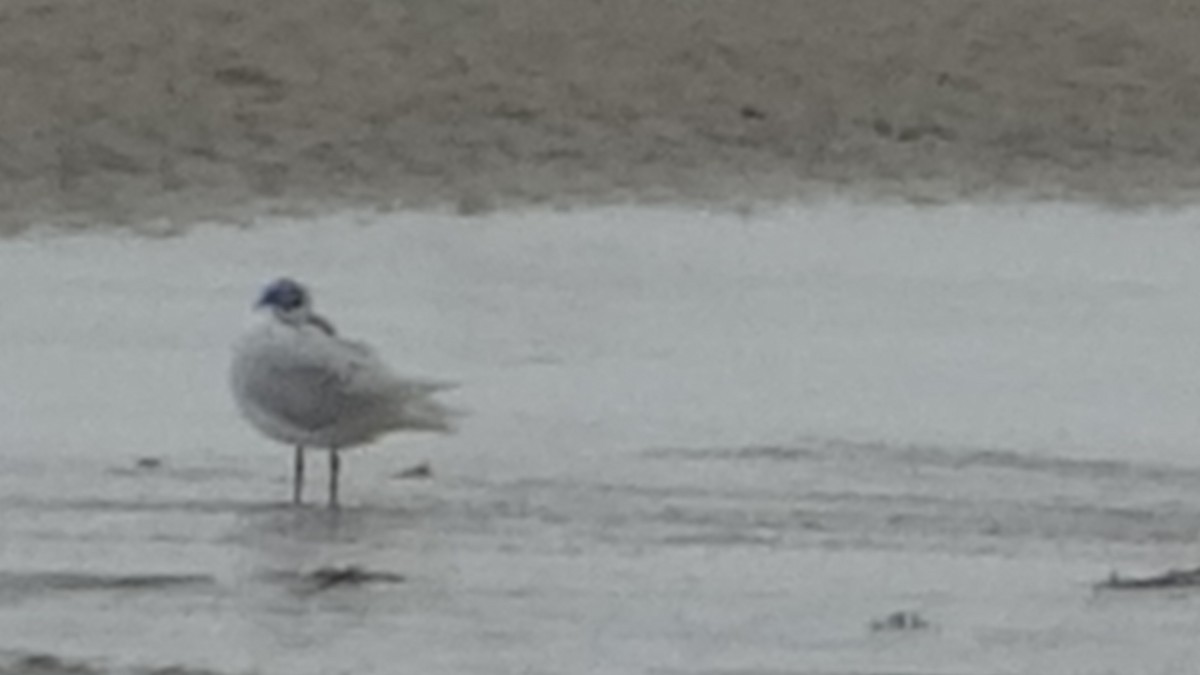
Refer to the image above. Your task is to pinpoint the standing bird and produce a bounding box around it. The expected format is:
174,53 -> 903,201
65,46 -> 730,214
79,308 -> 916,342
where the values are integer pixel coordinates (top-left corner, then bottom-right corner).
230,278 -> 457,507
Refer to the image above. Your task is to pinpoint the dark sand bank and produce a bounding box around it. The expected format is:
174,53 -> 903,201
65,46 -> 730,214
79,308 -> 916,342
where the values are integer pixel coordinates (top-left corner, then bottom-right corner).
2,0 -> 1200,230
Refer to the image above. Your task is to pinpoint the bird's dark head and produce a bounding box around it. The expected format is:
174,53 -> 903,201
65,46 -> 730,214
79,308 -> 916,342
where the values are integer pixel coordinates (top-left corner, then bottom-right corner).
256,278 -> 311,314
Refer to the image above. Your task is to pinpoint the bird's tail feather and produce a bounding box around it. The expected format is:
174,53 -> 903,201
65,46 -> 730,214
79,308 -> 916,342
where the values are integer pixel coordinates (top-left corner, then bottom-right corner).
396,394 -> 464,433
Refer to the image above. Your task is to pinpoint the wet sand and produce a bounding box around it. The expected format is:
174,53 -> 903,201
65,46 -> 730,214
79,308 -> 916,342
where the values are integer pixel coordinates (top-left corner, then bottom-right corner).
2,0 -> 1200,232
3,204 -> 1200,673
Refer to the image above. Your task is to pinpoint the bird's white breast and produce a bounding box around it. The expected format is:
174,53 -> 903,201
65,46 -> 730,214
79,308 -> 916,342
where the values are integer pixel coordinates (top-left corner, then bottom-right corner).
231,319 -> 323,446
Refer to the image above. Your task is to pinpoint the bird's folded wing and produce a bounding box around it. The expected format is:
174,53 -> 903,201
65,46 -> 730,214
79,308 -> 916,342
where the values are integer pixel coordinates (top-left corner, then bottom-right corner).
246,336 -> 403,431
333,336 -> 458,396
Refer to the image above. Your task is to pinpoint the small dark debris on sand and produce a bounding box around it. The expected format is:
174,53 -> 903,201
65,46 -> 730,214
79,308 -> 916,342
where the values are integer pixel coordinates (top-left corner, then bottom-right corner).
3,572 -> 214,594
264,566 -> 407,593
141,662 -> 228,667
0,653 -> 229,675
106,457 -> 165,476
309,566 -> 405,590
89,574 -> 212,591
870,610 -> 931,632
1098,566 -> 1200,590
394,462 -> 432,480
5,654 -> 99,675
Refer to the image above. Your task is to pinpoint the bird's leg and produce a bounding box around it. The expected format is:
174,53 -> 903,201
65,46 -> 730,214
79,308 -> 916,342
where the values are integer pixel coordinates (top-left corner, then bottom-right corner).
329,449 -> 341,509
293,446 -> 305,505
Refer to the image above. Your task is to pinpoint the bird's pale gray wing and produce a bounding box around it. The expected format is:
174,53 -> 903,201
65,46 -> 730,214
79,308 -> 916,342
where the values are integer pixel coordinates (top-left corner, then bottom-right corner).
393,376 -> 458,396
328,336 -> 456,395
243,341 -> 390,432
331,333 -> 456,391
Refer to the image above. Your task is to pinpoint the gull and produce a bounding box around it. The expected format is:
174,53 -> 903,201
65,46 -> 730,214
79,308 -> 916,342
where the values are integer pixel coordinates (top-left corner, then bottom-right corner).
230,278 -> 457,507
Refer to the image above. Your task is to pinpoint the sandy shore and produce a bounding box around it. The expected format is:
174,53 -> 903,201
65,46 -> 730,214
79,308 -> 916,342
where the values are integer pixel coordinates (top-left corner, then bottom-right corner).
2,0 -> 1200,231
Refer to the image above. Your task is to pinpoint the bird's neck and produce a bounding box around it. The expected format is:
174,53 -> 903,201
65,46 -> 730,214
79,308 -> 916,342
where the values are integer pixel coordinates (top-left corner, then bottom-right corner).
270,307 -> 337,335
306,313 -> 338,336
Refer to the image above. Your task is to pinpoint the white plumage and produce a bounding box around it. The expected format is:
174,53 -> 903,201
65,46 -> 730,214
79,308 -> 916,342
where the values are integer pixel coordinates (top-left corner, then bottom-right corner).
230,278 -> 456,507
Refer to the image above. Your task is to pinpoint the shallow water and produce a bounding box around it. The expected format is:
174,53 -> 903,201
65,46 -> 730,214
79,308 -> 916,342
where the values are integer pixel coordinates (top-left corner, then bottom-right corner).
3,203 -> 1200,674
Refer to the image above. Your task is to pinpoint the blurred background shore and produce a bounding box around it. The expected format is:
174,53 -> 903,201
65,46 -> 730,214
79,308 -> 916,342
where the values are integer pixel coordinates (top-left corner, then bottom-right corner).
2,0 -> 1199,232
